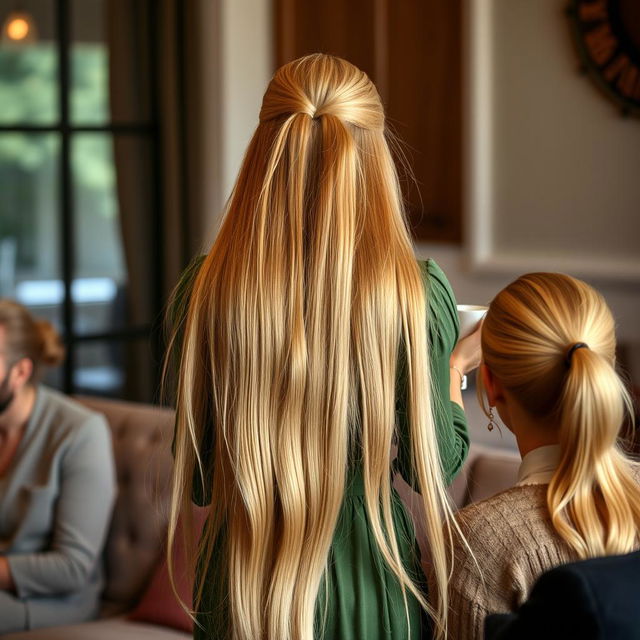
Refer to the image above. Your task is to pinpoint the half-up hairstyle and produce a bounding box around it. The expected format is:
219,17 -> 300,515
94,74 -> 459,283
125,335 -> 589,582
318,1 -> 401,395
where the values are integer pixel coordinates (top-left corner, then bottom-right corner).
479,273 -> 639,559
0,299 -> 65,381
168,54 -> 455,640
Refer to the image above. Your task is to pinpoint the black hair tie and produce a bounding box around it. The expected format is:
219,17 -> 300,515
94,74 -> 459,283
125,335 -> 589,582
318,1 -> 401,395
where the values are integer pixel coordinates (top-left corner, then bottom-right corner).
565,342 -> 589,367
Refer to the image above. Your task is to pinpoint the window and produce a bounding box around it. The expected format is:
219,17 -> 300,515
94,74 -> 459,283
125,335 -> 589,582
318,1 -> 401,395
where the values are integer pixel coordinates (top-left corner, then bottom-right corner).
0,0 -> 161,401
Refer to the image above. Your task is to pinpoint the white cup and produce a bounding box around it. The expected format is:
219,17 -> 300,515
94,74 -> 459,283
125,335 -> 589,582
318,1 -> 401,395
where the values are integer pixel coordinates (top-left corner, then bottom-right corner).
457,304 -> 488,339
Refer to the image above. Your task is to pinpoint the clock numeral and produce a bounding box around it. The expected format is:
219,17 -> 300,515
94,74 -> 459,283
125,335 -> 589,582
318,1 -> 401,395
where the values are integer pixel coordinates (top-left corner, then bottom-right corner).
604,54 -> 630,83
579,0 -> 608,23
585,23 -> 617,66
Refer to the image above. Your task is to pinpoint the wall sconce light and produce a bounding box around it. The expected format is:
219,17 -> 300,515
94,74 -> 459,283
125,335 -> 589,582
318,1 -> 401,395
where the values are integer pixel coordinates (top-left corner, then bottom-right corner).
1,10 -> 38,44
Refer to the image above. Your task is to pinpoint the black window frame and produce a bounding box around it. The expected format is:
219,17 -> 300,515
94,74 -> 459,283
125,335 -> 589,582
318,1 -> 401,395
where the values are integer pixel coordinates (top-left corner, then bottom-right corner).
0,0 -> 164,399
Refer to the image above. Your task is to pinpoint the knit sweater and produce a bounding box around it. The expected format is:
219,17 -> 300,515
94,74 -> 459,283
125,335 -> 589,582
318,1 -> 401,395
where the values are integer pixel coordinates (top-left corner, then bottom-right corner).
444,484 -> 576,640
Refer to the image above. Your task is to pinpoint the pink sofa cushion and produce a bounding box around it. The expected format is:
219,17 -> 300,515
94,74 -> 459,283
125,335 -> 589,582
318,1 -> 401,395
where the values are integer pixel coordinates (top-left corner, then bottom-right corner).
128,507 -> 207,632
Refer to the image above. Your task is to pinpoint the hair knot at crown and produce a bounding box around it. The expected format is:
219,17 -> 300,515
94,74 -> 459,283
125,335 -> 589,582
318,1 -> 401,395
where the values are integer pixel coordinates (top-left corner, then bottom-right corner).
259,54 -> 384,130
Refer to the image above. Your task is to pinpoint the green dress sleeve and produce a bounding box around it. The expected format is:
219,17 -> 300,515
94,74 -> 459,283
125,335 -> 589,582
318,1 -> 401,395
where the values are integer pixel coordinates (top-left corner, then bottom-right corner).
169,255 -> 213,507
395,259 -> 470,488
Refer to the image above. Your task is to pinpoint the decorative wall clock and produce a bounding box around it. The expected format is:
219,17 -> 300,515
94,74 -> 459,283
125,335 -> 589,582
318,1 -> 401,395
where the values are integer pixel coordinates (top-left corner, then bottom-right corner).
567,0 -> 640,116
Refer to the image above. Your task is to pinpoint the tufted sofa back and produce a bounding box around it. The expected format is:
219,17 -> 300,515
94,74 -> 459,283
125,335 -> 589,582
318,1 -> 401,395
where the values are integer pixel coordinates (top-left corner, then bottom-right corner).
75,396 -> 176,615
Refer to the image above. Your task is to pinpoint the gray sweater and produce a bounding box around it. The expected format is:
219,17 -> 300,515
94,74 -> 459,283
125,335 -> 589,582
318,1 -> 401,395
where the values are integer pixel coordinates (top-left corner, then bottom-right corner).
0,386 -> 116,632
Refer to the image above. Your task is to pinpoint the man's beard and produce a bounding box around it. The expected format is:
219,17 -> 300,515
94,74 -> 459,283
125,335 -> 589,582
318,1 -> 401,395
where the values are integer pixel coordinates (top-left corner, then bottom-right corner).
0,369 -> 14,415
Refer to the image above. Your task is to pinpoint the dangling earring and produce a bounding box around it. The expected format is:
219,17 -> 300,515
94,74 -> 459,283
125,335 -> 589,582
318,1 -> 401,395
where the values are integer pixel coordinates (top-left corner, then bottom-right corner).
488,407 -> 496,432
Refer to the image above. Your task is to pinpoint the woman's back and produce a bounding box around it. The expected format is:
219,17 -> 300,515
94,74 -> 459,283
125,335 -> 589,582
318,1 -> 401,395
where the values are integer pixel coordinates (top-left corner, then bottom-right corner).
447,484 -> 575,639
168,55 -> 470,640
173,255 -> 470,639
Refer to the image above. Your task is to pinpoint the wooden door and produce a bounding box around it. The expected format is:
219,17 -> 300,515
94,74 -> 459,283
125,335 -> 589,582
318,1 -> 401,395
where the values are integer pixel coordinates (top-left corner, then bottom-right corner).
275,0 -> 462,243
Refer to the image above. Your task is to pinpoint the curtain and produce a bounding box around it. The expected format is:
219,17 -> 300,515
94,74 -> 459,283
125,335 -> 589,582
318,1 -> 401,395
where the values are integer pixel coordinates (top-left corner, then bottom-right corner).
107,0 -> 203,401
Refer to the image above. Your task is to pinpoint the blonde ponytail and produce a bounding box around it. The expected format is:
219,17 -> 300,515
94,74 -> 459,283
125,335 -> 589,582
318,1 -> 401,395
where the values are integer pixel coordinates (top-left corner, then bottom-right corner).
168,54 -> 455,640
550,342 -> 639,557
481,273 -> 640,561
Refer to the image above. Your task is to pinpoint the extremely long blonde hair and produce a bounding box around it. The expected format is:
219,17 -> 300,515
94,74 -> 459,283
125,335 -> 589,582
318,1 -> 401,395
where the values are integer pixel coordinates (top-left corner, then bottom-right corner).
480,273 -> 640,559
168,54 -> 455,640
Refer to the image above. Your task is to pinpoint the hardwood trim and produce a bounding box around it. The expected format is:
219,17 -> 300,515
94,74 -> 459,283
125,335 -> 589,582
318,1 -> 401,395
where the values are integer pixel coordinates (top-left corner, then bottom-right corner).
275,0 -> 296,66
373,0 -> 389,103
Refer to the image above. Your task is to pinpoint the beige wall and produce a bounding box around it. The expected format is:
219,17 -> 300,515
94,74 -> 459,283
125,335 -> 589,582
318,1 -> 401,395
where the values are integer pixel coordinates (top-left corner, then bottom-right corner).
470,0 -> 640,274
196,0 -> 273,246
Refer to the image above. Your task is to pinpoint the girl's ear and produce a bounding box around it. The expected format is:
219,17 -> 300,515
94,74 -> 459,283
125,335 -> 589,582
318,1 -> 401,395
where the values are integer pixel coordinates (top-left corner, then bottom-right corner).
481,363 -> 505,407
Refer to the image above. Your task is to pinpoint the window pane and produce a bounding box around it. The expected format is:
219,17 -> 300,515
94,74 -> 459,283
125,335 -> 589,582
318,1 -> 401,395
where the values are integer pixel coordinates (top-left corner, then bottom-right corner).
42,356 -> 64,391
0,0 -> 58,124
72,133 -> 154,335
71,0 -> 152,125
74,340 -> 125,398
74,338 -> 155,402
70,0 -> 107,124
0,133 -> 62,329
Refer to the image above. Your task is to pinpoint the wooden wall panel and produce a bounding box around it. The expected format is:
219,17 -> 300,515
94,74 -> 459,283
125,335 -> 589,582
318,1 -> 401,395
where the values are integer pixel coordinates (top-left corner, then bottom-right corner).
387,0 -> 462,242
275,0 -> 462,243
276,0 -> 377,80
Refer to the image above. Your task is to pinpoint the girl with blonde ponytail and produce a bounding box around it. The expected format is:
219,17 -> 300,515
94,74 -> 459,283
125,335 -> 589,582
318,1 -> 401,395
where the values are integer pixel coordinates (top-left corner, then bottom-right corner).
446,272 -> 640,640
168,54 -> 479,640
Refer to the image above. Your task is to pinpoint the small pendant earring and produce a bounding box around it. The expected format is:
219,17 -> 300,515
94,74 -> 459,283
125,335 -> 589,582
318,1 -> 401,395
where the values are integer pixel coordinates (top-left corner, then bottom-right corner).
488,408 -> 496,432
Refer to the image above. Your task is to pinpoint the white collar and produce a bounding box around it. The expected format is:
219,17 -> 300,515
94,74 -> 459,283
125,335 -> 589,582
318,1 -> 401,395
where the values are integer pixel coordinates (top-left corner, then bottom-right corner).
516,444 -> 561,486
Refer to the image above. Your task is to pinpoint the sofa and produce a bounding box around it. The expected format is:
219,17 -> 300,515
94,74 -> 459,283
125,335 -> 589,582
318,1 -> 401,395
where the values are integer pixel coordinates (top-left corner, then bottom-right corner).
1,397 -> 520,639
1,396 -> 190,640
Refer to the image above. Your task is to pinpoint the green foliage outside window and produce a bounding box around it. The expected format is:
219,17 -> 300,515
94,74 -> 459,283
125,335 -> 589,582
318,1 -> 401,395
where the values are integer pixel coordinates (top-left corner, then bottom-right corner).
0,44 -> 116,273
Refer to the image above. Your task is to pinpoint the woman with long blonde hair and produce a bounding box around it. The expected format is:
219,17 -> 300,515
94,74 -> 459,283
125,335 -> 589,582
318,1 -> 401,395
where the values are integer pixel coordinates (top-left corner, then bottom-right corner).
168,54 -> 480,640
445,272 -> 640,639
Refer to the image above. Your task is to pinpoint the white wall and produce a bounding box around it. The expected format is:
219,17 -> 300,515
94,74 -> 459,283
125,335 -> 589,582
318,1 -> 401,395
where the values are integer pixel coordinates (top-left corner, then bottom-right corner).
489,1 -> 639,266
197,0 -> 273,246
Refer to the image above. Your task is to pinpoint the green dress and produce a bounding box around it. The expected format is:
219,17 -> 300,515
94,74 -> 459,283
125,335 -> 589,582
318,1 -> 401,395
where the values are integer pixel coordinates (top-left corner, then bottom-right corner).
173,258 -> 469,640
